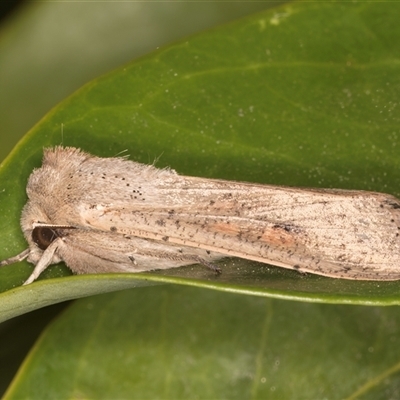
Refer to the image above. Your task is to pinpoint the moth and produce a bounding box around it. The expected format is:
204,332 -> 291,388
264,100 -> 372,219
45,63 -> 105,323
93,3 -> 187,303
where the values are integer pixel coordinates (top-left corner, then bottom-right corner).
1,146 -> 400,285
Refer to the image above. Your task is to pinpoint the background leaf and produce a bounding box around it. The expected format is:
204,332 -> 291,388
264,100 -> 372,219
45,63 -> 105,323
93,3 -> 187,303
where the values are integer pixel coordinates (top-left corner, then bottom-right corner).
5,286 -> 400,399
0,0 -> 274,162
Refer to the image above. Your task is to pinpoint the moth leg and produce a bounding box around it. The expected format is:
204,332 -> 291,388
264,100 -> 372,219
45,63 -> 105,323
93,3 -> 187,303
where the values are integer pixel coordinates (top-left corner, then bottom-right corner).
195,257 -> 222,275
0,248 -> 30,266
23,239 -> 60,285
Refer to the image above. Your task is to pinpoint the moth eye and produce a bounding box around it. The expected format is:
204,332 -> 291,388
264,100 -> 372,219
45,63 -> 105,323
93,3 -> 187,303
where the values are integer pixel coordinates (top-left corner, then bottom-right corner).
32,227 -> 58,250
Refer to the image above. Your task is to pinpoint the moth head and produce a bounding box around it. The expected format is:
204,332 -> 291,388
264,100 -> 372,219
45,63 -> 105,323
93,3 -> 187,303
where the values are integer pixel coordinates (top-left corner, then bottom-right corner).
31,226 -> 59,251
20,200 -> 64,265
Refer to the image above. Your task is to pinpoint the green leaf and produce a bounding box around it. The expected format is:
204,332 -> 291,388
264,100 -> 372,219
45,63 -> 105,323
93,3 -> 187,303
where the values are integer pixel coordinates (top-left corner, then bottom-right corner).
1,0 -> 400,323
0,1 -> 272,162
5,286 -> 400,399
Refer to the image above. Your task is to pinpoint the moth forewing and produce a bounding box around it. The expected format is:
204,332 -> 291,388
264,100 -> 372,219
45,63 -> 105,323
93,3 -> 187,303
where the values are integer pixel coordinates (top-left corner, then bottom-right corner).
80,176 -> 400,280
2,146 -> 400,285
